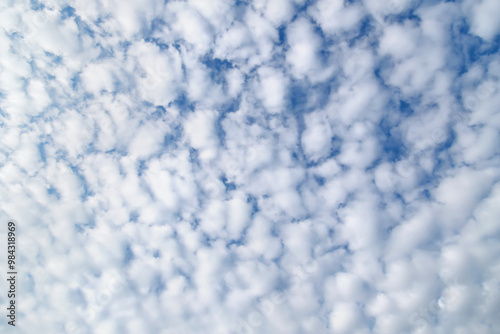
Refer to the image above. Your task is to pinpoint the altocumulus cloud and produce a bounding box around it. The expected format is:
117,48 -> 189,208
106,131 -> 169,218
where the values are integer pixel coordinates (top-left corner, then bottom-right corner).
0,0 -> 499,333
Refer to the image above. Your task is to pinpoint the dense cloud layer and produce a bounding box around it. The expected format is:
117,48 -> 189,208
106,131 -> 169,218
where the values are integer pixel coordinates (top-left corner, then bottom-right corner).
0,0 -> 499,333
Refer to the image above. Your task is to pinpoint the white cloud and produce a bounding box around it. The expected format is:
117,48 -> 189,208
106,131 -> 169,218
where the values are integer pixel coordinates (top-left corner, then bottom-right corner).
309,0 -> 365,35
254,0 -> 295,27
255,66 -> 287,113
166,1 -> 214,54
466,0 -> 500,41
0,0 -> 498,333
286,17 -> 322,80
27,79 -> 51,113
379,23 -> 419,60
81,62 -> 117,96
301,111 -> 332,161
128,40 -> 183,106
183,109 -> 218,161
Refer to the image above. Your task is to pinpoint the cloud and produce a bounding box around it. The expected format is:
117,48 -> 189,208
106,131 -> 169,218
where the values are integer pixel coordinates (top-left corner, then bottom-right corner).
467,0 -> 500,41
308,0 -> 364,35
0,0 -> 499,333
286,16 -> 322,80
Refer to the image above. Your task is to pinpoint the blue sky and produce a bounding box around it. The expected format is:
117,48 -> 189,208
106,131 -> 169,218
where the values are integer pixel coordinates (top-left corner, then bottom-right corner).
0,0 -> 500,333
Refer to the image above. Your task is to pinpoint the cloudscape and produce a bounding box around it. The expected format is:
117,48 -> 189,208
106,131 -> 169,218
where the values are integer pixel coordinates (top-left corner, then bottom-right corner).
0,0 -> 499,333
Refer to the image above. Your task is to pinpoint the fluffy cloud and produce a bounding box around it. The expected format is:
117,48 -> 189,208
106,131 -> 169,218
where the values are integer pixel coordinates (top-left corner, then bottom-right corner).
0,0 -> 499,333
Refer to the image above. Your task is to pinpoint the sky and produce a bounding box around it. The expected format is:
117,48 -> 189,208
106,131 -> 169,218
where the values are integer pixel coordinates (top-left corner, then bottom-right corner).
0,0 -> 499,333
